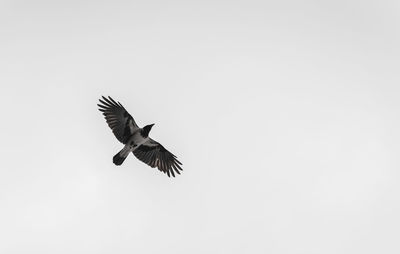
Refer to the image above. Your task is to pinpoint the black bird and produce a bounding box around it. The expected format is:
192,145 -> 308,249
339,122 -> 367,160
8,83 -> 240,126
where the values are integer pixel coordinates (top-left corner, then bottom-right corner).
98,96 -> 183,177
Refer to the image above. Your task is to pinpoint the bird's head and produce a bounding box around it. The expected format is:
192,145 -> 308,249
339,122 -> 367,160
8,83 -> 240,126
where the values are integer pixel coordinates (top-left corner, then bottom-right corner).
142,124 -> 155,137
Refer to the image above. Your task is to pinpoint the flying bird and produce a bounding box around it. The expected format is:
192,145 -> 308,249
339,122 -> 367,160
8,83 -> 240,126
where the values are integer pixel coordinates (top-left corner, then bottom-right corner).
98,96 -> 183,177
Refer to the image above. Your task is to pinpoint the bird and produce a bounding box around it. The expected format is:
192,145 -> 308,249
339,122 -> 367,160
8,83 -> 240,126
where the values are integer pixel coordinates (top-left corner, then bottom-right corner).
97,96 -> 183,177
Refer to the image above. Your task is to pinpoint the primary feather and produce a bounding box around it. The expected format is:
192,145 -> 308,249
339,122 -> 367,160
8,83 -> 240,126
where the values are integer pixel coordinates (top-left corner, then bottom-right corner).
98,96 -> 138,144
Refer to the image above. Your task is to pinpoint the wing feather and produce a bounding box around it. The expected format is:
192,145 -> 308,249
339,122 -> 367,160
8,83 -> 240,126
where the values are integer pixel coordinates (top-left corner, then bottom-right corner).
98,96 -> 139,144
133,139 -> 183,177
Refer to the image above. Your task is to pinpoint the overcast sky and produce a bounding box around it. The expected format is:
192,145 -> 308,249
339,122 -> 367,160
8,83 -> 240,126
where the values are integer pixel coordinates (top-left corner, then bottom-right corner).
1,0 -> 400,253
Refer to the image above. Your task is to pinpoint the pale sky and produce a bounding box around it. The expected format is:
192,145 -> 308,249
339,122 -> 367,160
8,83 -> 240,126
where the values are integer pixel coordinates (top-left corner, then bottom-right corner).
1,1 -> 400,253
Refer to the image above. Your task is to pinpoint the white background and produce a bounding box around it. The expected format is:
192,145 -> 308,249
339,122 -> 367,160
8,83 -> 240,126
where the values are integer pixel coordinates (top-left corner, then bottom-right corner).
1,1 -> 399,253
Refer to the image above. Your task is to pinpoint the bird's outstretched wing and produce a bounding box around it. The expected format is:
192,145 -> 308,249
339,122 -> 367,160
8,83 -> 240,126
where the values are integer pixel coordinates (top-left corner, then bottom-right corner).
133,139 -> 183,177
98,96 -> 139,144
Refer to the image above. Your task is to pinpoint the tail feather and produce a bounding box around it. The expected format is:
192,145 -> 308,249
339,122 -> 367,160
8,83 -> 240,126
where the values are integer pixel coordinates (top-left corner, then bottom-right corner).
113,153 -> 127,165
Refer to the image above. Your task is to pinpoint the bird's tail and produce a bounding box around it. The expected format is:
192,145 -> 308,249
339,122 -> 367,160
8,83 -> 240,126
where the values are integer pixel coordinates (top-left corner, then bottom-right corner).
113,146 -> 131,166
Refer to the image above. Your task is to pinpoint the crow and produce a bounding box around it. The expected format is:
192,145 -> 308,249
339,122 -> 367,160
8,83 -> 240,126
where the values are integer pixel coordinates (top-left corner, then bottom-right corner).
98,96 -> 183,177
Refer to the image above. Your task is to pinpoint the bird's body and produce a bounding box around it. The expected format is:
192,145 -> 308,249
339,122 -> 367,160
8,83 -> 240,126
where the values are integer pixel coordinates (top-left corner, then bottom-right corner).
112,130 -> 149,165
127,129 -> 150,149
98,96 -> 183,177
